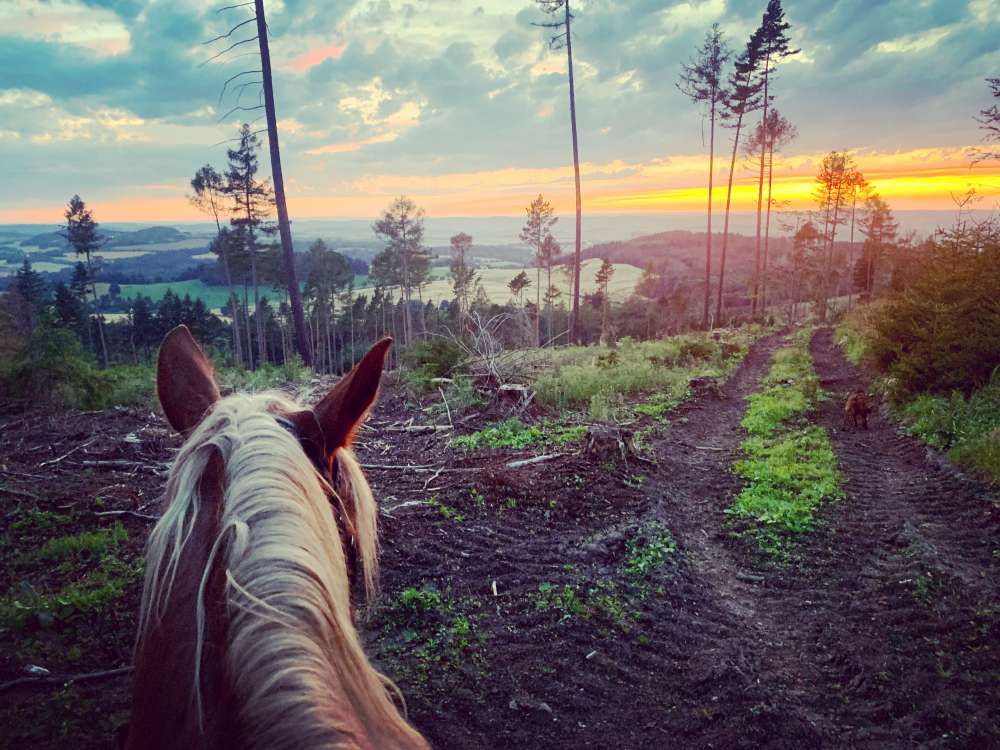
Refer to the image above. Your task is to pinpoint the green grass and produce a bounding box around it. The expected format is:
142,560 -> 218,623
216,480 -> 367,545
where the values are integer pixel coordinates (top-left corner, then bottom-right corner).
727,333 -> 843,554
900,383 -> 1000,484
397,587 -> 444,612
0,556 -> 142,631
449,418 -> 586,451
624,523 -> 677,577
95,279 -> 236,310
836,315 -> 1000,485
37,524 -> 128,562
374,587 -> 487,688
529,331 -> 754,418
216,356 -> 312,392
835,316 -> 867,365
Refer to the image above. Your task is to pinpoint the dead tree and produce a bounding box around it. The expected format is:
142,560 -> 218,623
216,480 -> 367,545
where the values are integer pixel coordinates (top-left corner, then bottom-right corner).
206,1 -> 313,366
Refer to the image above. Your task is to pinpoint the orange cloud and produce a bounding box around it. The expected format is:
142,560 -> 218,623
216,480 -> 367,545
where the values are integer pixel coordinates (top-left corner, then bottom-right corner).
4,146 -> 997,223
288,43 -> 347,72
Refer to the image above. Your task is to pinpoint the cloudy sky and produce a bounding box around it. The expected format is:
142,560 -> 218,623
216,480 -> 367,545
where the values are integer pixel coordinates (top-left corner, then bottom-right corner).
1,0 -> 998,223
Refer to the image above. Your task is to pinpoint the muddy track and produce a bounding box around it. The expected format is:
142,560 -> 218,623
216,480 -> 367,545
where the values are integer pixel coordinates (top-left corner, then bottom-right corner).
634,327 -> 1000,749
801,327 -> 1000,747
3,330 -> 999,749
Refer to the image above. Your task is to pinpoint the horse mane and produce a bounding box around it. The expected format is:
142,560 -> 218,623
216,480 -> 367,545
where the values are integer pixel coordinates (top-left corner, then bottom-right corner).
137,391 -> 423,749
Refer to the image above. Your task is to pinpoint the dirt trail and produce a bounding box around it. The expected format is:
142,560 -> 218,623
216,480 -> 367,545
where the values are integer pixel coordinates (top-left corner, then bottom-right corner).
637,327 -> 1000,748
2,330 -> 999,749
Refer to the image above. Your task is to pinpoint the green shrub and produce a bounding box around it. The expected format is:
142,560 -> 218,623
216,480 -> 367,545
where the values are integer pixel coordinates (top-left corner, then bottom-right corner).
397,587 -> 443,612
901,379 -> 1000,483
528,329 -> 755,415
624,524 -> 677,577
218,356 -> 311,392
0,325 -> 107,409
102,365 -> 155,407
449,418 -> 585,451
860,232 -> 1000,402
401,338 -> 466,394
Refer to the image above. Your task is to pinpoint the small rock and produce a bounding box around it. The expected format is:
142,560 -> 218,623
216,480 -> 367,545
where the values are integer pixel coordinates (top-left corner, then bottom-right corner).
24,664 -> 50,676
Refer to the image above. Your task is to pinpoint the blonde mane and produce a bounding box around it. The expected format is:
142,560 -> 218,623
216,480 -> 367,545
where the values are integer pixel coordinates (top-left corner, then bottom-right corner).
137,391 -> 424,749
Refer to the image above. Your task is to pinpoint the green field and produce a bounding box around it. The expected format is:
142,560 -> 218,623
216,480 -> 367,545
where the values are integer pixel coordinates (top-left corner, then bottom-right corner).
98,260 -> 643,312
96,279 -> 238,310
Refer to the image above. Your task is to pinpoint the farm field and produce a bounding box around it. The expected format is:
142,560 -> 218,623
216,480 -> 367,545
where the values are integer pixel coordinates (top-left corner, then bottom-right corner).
96,259 -> 645,312
1,328 -> 998,748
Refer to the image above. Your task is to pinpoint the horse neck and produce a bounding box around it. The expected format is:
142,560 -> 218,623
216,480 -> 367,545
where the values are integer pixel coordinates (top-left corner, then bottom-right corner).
127,450 -> 235,750
132,395 -> 426,750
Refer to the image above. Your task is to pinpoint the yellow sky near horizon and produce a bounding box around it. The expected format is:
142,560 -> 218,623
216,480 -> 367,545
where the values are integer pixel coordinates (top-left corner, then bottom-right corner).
2,145 -> 997,224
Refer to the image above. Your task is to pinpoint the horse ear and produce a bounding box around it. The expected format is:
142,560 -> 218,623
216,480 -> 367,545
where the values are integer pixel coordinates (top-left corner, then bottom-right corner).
157,325 -> 221,434
314,337 -> 392,454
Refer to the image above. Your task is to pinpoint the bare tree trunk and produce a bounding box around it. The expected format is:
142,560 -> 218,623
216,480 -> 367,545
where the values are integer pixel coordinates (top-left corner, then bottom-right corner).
249,243 -> 266,366
400,217 -> 412,346
349,298 -> 356,368
751,52 -> 772,317
85,253 -> 109,368
847,191 -> 858,310
761,137 -> 775,313
715,112 -> 747,326
535,262 -> 542,347
565,0 -> 583,344
546,264 -> 554,344
243,281 -> 254,369
702,98 -> 716,329
255,0 -> 311,367
823,187 -> 844,321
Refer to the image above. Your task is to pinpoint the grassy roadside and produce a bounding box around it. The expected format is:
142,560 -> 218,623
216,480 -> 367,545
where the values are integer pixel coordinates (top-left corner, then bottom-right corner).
727,330 -> 843,555
448,326 -> 775,457
837,316 -> 1000,485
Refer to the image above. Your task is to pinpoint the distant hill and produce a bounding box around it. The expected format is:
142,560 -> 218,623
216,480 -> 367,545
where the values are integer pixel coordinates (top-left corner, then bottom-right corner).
23,226 -> 190,250
581,230 -> 795,284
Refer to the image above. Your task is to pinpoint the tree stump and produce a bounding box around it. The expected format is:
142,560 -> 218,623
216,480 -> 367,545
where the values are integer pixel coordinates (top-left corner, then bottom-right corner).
585,425 -> 638,464
689,376 -> 726,399
498,383 -> 532,408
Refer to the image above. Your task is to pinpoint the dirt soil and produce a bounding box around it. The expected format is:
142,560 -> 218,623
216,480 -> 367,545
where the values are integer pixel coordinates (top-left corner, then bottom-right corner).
1,328 -> 999,749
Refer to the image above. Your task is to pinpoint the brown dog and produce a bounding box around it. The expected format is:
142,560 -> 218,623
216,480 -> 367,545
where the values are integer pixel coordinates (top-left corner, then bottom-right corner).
844,391 -> 873,429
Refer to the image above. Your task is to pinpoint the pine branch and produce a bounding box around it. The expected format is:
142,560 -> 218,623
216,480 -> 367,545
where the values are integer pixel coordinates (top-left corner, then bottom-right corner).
219,69 -> 263,103
204,16 -> 257,46
218,104 -> 266,123
216,2 -> 254,13
200,36 -> 259,67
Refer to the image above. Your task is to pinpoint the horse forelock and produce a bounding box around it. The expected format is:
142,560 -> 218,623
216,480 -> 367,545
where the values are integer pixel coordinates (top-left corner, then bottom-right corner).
136,391 -> 424,750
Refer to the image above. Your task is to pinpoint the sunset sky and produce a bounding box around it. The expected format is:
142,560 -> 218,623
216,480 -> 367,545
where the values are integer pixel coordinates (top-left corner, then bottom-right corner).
1,0 -> 998,224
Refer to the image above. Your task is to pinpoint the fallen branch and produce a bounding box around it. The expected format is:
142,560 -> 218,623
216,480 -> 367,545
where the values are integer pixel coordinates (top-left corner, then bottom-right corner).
94,509 -> 161,522
422,467 -> 445,490
360,463 -> 437,471
380,499 -> 431,516
0,666 -> 134,693
505,453 -> 570,469
380,425 -> 452,434
39,438 -> 97,468
0,486 -> 38,500
437,387 -> 454,429
694,445 -> 727,452
77,460 -> 167,475
0,469 -> 45,480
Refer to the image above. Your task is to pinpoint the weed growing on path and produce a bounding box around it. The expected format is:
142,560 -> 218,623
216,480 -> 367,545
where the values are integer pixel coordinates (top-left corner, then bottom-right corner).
450,418 -> 585,451
728,332 -> 843,554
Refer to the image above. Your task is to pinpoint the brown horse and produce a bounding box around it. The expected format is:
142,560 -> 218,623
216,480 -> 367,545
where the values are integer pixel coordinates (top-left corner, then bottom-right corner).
125,326 -> 428,750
